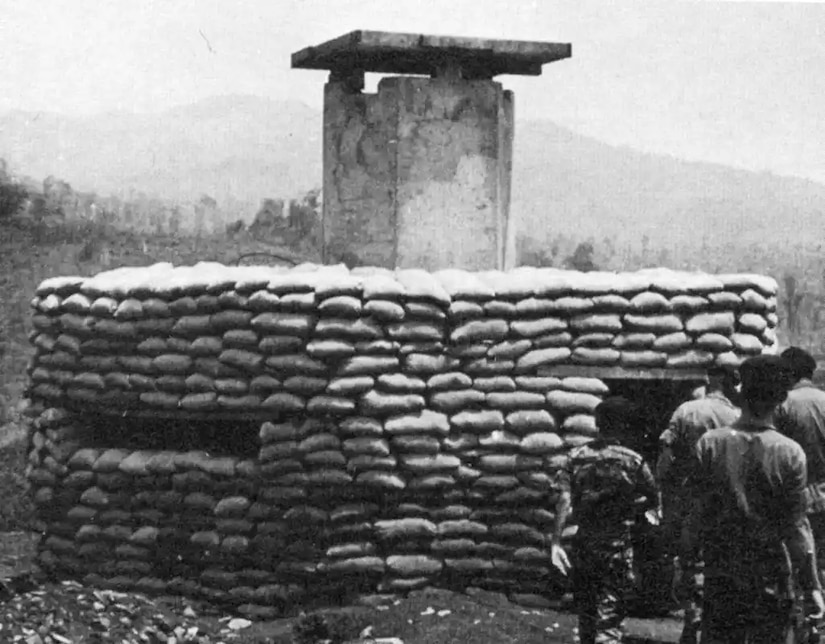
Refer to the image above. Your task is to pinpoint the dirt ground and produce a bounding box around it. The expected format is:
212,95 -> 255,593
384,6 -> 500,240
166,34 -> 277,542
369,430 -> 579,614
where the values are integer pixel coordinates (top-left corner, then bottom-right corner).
0,532 -> 683,643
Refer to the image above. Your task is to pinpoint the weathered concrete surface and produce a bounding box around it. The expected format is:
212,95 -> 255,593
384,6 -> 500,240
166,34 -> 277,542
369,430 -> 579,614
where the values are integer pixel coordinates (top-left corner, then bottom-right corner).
322,76 -> 515,271
322,80 -> 399,267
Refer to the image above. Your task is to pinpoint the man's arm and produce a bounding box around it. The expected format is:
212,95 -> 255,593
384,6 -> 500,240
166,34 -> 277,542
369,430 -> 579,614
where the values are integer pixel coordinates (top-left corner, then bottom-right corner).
550,463 -> 573,575
637,459 -> 660,510
782,446 -> 821,592
657,412 -> 682,485
552,472 -> 572,546
677,439 -> 706,567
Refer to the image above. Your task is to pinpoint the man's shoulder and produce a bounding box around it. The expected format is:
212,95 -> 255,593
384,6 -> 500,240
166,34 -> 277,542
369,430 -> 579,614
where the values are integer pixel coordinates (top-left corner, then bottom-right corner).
570,442 -> 638,458
786,383 -> 825,406
760,427 -> 807,454
673,399 -> 705,415
697,426 -> 737,445
700,425 -> 805,458
674,395 -> 737,418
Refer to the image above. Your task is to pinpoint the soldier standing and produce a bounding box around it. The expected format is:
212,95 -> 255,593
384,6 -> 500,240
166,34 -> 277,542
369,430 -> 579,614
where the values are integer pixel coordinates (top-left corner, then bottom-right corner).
679,355 -> 824,642
657,365 -> 742,642
551,396 -> 660,644
776,347 -> 825,586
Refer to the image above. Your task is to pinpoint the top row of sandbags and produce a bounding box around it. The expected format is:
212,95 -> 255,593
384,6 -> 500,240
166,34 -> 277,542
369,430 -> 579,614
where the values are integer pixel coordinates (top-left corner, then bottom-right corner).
34,262 -> 779,303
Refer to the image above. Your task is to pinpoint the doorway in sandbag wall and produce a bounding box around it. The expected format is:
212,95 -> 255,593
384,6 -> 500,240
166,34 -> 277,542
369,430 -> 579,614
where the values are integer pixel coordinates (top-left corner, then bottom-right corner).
602,377 -> 704,465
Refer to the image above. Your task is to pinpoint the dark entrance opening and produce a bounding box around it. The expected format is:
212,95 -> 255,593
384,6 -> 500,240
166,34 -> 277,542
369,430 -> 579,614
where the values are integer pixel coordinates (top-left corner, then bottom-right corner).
81,414 -> 262,458
602,376 -> 706,618
604,377 -> 706,465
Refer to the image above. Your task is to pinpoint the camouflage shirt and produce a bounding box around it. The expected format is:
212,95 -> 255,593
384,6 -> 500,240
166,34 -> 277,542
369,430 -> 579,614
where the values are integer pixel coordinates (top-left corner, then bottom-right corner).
558,439 -> 658,539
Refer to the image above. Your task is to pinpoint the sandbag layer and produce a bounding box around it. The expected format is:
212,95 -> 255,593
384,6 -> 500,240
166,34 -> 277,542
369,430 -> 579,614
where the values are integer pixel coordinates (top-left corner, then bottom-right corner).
26,263 -> 777,413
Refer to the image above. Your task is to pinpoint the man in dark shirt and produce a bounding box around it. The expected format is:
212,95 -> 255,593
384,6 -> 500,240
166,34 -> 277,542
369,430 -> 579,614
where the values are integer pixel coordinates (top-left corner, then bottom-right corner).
777,347 -> 825,587
680,355 -> 824,642
551,396 -> 660,644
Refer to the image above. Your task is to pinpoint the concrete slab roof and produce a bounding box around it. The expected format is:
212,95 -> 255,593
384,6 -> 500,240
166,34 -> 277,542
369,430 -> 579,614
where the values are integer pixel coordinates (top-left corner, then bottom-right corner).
291,30 -> 571,78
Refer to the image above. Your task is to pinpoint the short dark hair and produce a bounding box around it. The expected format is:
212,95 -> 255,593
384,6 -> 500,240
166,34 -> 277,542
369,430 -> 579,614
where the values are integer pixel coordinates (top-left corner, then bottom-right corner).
595,396 -> 637,432
781,347 -> 817,381
739,355 -> 793,414
707,364 -> 740,389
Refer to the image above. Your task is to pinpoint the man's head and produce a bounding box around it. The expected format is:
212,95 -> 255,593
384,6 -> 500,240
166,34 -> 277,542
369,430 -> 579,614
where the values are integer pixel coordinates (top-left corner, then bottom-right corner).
706,364 -> 739,397
595,396 -> 638,441
780,347 -> 817,384
738,355 -> 794,418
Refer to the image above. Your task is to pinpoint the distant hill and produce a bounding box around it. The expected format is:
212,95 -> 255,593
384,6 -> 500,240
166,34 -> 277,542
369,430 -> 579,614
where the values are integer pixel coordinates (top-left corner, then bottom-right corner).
3,93 -> 825,251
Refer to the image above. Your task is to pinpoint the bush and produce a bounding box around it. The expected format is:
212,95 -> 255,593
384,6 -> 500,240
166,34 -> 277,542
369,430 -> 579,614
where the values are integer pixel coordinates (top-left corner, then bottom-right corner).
0,182 -> 28,221
292,609 -> 371,644
0,430 -> 33,532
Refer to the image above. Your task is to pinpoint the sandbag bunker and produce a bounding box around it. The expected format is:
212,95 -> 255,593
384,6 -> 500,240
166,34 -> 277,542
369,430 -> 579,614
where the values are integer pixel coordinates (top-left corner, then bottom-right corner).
24,262 -> 778,618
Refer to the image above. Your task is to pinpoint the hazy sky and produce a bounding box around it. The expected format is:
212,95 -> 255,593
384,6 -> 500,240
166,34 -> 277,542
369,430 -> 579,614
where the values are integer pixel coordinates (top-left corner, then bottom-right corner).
2,0 -> 824,184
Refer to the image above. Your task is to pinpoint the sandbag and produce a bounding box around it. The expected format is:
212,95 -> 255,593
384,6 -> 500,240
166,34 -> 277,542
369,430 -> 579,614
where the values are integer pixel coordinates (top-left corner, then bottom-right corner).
463,357 -> 515,376
547,390 -> 601,414
404,353 -> 460,374
448,300 -> 484,321
685,311 -> 735,335
506,410 -> 557,434
570,314 -> 622,333
669,294 -> 709,313
560,377 -> 609,396
515,348 -> 571,371
473,376 -> 517,392
326,376 -> 375,396
429,389 -> 486,413
695,333 -> 733,352
487,339 -> 532,361
384,410 -> 451,436
510,318 -> 567,338
377,373 -> 427,393
707,291 -> 742,309
338,356 -> 400,376
390,435 -> 441,454
562,414 -> 598,436
619,351 -> 668,368
571,332 -> 615,348
318,295 -> 362,318
591,294 -> 631,312
666,350 -> 715,369
612,333 -> 656,350
450,410 -> 505,434
451,319 -> 509,344
629,291 -> 672,313
623,314 -> 683,334
738,313 -> 768,335
427,372 -> 473,391
732,332 -> 764,354
572,347 -> 620,365
360,391 -> 426,416
515,376 -> 562,392
387,321 -> 445,343
306,339 -> 356,359
315,318 -> 382,341
652,332 -> 692,353
520,432 -> 564,454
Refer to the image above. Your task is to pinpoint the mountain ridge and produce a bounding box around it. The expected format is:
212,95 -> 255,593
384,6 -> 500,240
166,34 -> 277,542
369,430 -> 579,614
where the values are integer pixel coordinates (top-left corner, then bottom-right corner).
2,93 -> 824,250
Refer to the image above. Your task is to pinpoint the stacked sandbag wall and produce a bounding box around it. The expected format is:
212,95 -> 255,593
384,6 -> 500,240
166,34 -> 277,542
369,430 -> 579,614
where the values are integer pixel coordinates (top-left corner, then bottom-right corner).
24,263 -> 778,615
